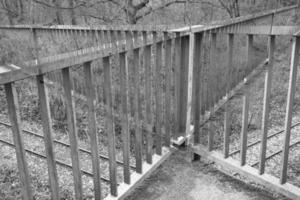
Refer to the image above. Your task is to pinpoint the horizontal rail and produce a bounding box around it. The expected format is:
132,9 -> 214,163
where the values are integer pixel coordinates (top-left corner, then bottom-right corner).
0,138 -> 111,183
0,24 -> 179,32
171,4 -> 298,33
0,121 -> 136,169
213,25 -> 300,36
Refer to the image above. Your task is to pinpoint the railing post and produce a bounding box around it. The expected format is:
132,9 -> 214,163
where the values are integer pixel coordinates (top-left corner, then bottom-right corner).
280,36 -> 300,184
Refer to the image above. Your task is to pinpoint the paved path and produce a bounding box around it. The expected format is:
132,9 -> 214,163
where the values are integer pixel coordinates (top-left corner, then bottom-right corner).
126,149 -> 289,200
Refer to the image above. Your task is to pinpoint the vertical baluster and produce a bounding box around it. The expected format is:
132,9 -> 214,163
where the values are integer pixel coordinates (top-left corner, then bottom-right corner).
84,29 -> 88,48
177,35 -> 191,140
78,29 -> 83,49
210,32 -> 217,107
5,82 -> 33,200
132,45 -> 143,173
103,56 -> 118,195
133,31 -> 143,125
224,33 -> 234,158
246,34 -> 254,75
83,62 -> 102,199
193,33 -> 203,144
100,29 -> 105,50
110,30 -> 117,49
95,30 -> 100,49
32,28 -> 39,61
259,35 -> 275,174
240,87 -> 250,166
107,30 -> 112,48
185,33 -> 194,144
117,30 -> 123,47
143,31 -> 153,164
208,32 -> 217,151
280,36 -> 300,184
119,51 -> 131,184
103,30 -> 108,48
164,32 -> 172,147
174,32 -> 181,139
125,30 -> 134,118
61,67 -> 83,200
66,29 -> 71,49
91,28 -> 95,48
154,32 -> 163,155
36,74 -> 59,199
203,32 -> 209,114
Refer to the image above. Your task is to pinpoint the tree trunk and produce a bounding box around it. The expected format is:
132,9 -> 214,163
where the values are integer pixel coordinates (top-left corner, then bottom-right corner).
17,0 -> 25,23
3,0 -> 14,25
53,0 -> 64,24
125,0 -> 137,24
68,0 -> 77,25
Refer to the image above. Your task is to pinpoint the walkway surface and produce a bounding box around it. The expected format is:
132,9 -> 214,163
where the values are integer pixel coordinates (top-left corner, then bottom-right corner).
125,148 -> 289,200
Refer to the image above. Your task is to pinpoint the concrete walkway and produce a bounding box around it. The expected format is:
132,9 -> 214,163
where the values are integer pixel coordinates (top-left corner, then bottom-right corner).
125,149 -> 289,200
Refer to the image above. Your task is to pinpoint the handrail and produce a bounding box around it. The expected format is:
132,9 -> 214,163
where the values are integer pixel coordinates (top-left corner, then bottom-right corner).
0,24 -> 180,32
171,4 -> 299,33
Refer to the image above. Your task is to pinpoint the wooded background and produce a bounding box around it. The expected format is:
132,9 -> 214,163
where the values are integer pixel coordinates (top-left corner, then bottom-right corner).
0,0 -> 298,26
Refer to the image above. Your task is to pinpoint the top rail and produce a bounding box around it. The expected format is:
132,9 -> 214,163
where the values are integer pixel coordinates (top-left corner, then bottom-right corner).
171,4 -> 299,33
0,24 -> 180,32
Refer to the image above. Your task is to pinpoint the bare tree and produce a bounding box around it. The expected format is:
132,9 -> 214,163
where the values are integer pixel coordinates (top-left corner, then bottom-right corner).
68,0 -> 78,25
98,0 -> 190,24
0,0 -> 26,24
218,0 -> 240,18
52,0 -> 64,24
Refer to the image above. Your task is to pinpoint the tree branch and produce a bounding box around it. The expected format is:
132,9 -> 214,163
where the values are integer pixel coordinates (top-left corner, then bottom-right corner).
135,0 -> 187,21
32,0 -> 86,9
218,0 -> 233,17
134,0 -> 150,11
